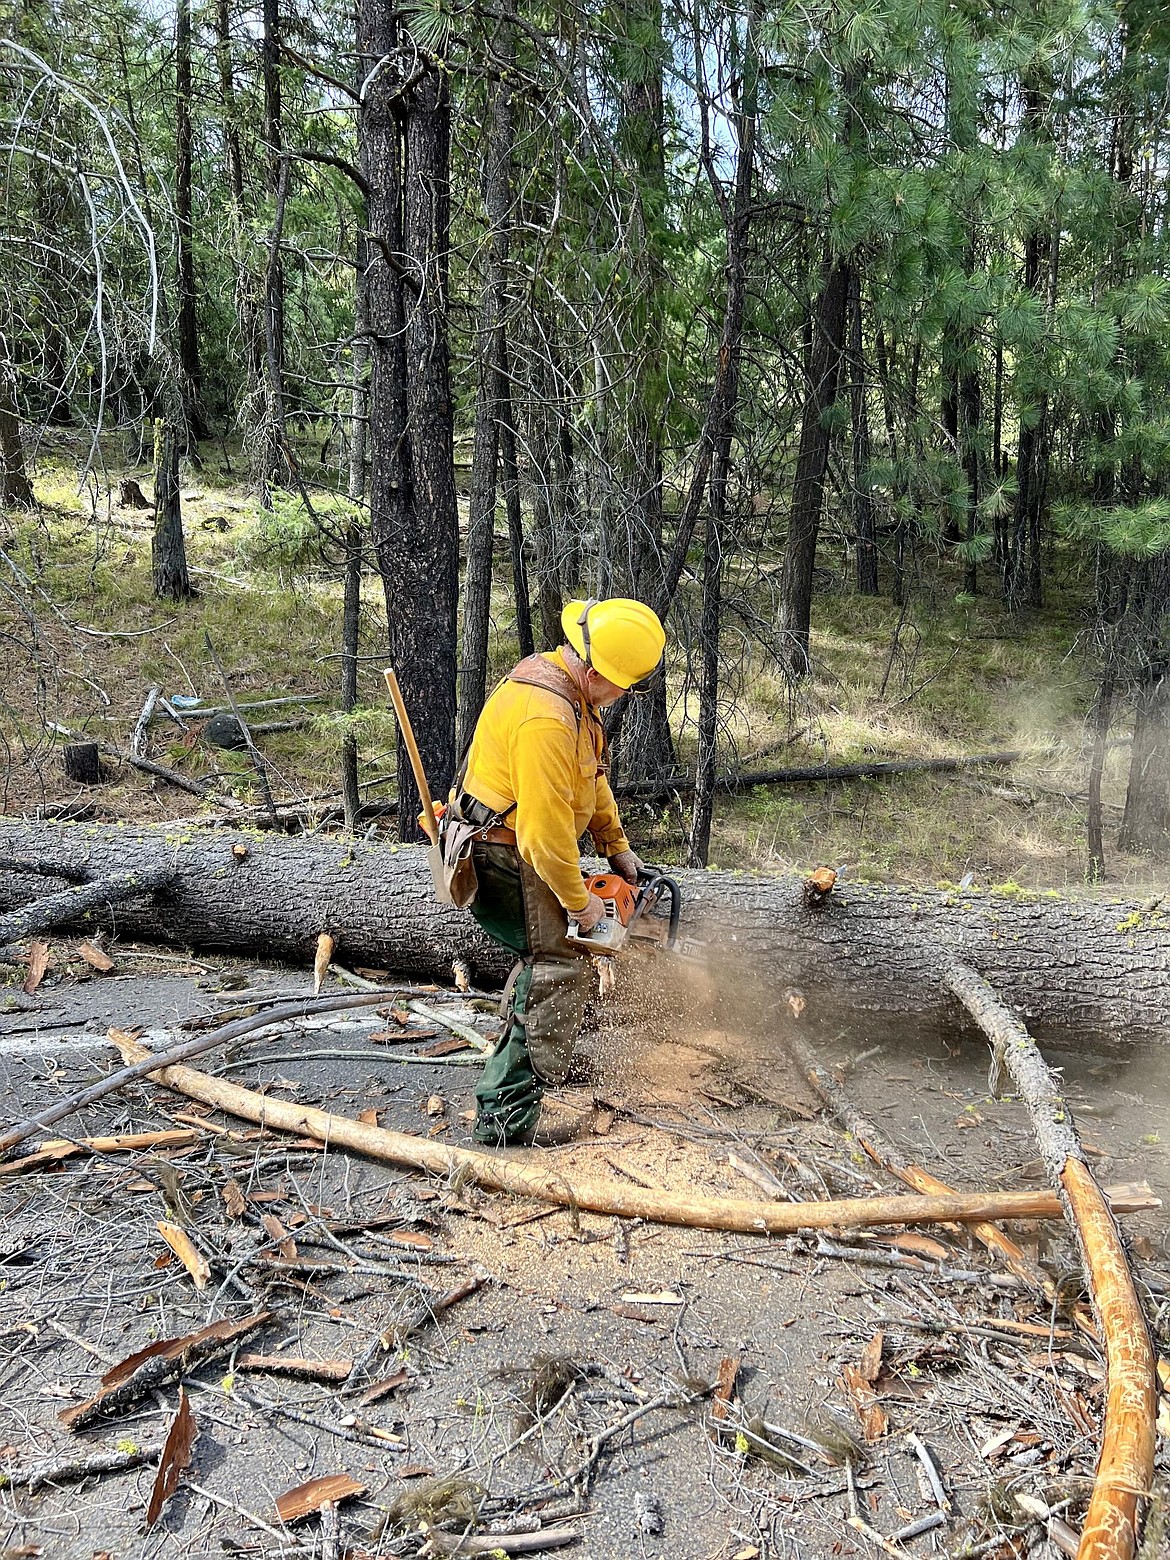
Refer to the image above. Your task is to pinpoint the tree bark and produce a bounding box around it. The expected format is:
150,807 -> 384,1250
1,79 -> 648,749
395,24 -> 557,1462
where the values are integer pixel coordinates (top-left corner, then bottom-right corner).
215,0 -> 269,487
174,0 -> 207,443
943,963 -> 1157,1560
361,0 -> 459,840
688,4 -> 757,866
777,254 -> 851,675
0,349 -> 34,506
4,820 -> 1170,1046
458,11 -> 516,757
151,422 -> 193,600
0,863 -> 174,945
112,1031 -> 1124,1239
848,266 -> 878,596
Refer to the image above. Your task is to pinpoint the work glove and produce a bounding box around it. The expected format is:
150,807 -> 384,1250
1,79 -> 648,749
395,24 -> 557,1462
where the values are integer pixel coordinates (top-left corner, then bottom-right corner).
607,849 -> 643,884
574,892 -> 607,931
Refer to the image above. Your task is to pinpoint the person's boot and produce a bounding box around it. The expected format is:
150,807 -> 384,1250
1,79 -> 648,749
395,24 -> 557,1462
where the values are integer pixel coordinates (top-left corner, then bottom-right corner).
512,1092 -> 597,1147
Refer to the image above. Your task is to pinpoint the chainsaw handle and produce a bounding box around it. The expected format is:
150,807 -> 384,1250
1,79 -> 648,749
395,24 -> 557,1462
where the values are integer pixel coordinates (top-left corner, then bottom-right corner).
633,867 -> 682,949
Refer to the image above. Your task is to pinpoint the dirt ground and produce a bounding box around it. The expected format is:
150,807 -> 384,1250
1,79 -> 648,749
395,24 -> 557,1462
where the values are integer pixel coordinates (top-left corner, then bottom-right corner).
1,946 -> 1168,1560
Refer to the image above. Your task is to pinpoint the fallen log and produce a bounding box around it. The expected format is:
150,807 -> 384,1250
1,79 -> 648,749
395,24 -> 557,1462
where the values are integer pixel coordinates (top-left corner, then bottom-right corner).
0,864 -> 175,946
2,819 -> 1170,1044
107,1032 -> 1155,1238
616,749 -> 1023,800
943,963 -> 1157,1560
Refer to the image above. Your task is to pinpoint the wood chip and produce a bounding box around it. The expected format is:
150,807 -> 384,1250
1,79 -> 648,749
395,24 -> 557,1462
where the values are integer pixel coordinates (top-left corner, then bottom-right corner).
222,1178 -> 246,1218
710,1355 -> 740,1428
78,939 -> 115,973
415,1036 -> 470,1057
157,1222 -> 210,1291
312,932 -> 334,995
357,1108 -> 379,1126
22,941 -> 50,995
275,1473 -> 366,1524
357,1368 -> 411,1407
396,1464 -> 434,1479
841,1363 -> 888,1442
145,1387 -> 197,1526
261,1213 -> 297,1260
858,1330 -> 884,1384
382,1230 -> 435,1251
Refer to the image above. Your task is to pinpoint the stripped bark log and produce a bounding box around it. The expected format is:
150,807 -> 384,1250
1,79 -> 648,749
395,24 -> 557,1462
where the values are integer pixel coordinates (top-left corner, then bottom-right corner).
0,865 -> 175,946
107,1033 -> 1154,1239
943,962 -> 1156,1560
2,820 -> 1170,1045
776,1014 -> 1050,1292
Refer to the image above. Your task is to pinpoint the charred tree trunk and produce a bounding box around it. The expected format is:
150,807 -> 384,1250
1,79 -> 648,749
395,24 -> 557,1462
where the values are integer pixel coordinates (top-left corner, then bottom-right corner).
174,0 -> 207,443
776,253 -> 850,675
607,0 -> 675,785
4,819 -> 1170,1047
688,7 -> 757,866
498,338 -> 534,659
361,0 -> 459,839
458,13 -> 516,756
215,0 -> 268,489
151,422 -> 193,601
0,352 -> 33,507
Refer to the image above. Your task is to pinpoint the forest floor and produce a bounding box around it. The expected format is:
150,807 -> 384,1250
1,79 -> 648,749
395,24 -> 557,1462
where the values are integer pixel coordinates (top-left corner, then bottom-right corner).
3,453 -> 1170,1557
1,446 -> 1159,893
1,947 -> 1168,1559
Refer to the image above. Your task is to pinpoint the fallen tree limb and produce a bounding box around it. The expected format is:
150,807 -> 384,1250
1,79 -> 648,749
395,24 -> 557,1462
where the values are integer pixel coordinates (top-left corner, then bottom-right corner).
0,992 -> 391,1159
108,1033 -> 1155,1239
0,855 -> 89,883
615,750 -> 1023,800
1,1441 -> 164,1491
776,1012 -> 1051,1292
943,962 -> 1157,1560
3,820 -> 1170,1044
0,864 -> 175,946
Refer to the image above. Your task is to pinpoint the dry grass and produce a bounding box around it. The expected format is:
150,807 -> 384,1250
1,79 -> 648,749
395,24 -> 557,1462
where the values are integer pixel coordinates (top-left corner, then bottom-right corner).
1,452 -> 1159,889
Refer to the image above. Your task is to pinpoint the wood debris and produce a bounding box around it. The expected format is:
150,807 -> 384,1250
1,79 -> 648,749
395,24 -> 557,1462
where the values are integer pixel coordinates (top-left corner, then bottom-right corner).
145,1388 -> 198,1526
78,939 -> 115,972
237,1354 -> 353,1383
60,1312 -> 270,1430
275,1472 -> 366,1524
22,940 -> 50,995
156,1221 -> 210,1290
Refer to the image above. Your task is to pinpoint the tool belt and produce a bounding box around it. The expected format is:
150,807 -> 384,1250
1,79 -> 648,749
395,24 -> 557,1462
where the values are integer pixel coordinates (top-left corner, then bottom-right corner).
435,792 -> 517,908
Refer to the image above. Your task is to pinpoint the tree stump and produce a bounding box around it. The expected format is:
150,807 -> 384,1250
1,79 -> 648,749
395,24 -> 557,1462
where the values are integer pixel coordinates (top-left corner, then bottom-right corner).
117,478 -> 152,509
62,744 -> 104,785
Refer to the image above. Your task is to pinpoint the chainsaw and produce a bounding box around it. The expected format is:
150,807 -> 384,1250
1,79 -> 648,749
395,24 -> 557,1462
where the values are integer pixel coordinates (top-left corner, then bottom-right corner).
565,867 -> 683,956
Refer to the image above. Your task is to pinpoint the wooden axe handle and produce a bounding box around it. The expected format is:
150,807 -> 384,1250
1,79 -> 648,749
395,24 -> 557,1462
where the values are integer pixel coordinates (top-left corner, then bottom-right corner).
382,668 -> 439,845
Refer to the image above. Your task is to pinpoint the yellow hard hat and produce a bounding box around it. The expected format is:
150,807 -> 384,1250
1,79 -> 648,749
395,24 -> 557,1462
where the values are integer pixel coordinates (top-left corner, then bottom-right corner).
561,597 -> 666,689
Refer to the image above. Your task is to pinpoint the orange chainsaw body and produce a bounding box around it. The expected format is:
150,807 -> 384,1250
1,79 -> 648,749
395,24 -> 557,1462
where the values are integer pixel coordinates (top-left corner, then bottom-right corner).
582,872 -> 640,925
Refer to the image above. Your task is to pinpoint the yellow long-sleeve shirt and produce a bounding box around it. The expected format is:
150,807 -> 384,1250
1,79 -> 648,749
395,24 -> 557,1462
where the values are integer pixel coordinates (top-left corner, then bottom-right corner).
459,650 -> 631,914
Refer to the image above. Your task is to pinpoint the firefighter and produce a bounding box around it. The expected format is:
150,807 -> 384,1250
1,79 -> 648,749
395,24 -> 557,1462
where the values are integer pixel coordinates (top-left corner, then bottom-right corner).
452,597 -> 666,1146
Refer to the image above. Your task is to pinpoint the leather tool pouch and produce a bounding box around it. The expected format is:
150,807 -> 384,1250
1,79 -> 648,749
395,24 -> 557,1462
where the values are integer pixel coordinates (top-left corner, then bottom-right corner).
437,815 -> 480,909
